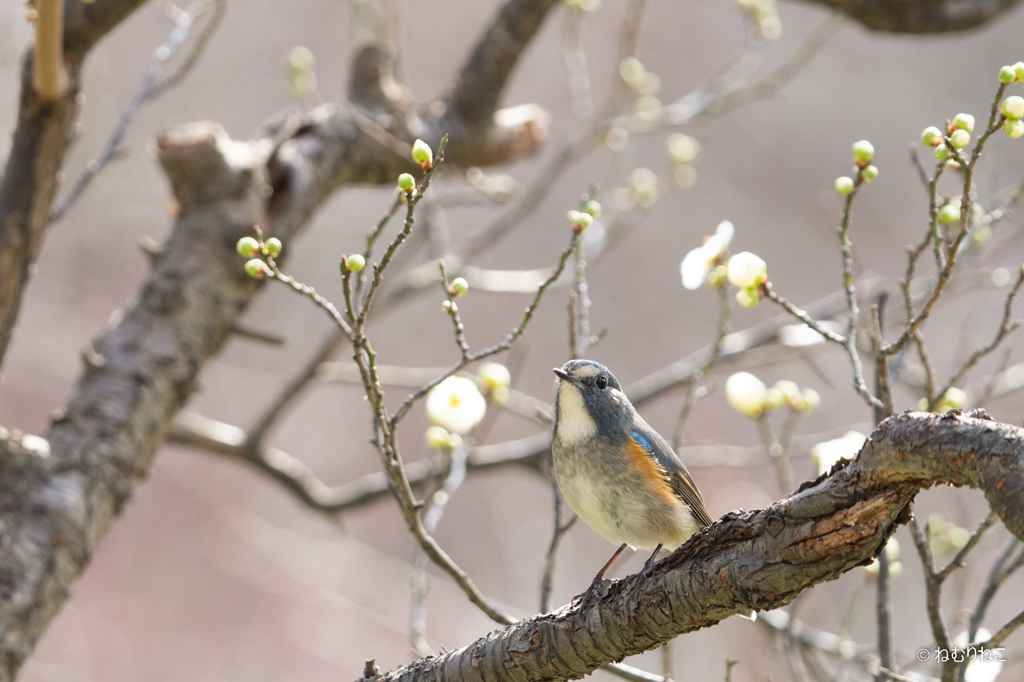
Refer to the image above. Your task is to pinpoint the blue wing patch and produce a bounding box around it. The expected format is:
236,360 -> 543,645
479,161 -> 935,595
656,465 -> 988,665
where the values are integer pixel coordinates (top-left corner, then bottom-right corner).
630,428 -> 713,528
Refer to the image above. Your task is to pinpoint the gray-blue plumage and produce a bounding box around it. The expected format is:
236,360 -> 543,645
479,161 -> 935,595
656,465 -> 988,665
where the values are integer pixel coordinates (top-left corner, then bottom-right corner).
551,359 -> 713,553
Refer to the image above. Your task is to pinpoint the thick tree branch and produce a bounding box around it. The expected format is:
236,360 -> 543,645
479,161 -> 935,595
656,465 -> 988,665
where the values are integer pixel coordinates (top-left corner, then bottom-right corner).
0,0 -> 150,367
791,0 -> 1024,33
0,1 -> 560,674
366,410 -> 1024,682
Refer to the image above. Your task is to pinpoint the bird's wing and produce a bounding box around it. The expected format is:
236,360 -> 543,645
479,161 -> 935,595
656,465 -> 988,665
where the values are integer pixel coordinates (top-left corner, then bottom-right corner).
629,425 -> 714,529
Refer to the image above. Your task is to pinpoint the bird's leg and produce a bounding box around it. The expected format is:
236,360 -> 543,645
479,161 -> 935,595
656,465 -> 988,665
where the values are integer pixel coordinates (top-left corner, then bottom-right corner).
639,544 -> 663,581
575,543 -> 628,613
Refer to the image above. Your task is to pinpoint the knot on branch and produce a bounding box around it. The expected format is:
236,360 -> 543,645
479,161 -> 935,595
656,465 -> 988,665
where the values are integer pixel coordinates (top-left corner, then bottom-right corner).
348,43 -> 411,113
155,121 -> 265,208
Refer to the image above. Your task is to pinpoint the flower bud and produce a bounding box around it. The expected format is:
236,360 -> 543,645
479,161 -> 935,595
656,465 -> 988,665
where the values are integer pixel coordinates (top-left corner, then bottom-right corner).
346,254 -> 366,272
921,126 -> 943,147
952,113 -> 975,133
397,173 -> 416,192
412,139 -> 433,169
244,259 -> 269,279
667,133 -> 701,165
939,203 -> 960,225
1002,96 -> 1024,120
1000,65 -> 1017,84
764,388 -> 786,411
774,380 -> 801,408
852,140 -> 874,167
727,252 -> 767,289
934,144 -> 950,161
236,236 -> 260,257
800,388 -> 820,413
1015,62 -> 1024,82
736,287 -> 759,308
478,362 -> 511,390
450,277 -> 469,297
264,237 -> 282,257
1006,119 -> 1024,139
861,165 -> 878,183
425,426 -> 452,451
442,300 -> 457,315
491,385 -> 511,406
582,200 -> 602,219
567,210 -> 593,233
834,176 -> 854,195
949,129 -> 970,149
725,372 -> 766,418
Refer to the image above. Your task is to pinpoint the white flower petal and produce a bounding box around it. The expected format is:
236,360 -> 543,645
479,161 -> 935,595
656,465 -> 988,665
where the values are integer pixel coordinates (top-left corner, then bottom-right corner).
725,372 -> 767,418
426,376 -> 487,435
811,431 -> 866,476
681,246 -> 712,290
727,251 -> 767,289
704,220 -> 734,259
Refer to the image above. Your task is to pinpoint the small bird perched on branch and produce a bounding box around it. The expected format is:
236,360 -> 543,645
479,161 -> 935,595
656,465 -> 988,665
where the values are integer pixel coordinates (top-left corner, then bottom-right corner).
552,359 -> 743,615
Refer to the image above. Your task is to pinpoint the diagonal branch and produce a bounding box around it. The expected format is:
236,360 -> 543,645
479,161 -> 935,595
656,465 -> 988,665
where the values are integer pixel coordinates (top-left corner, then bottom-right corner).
367,410 -> 1024,682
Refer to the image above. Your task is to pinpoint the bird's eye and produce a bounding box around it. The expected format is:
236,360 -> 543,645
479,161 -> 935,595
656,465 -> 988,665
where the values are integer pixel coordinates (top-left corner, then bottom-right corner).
596,376 -> 608,389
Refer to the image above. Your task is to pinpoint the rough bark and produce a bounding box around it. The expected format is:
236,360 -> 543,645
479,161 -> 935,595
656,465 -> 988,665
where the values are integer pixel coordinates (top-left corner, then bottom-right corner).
365,410 -> 1024,682
793,0 -> 1023,33
0,0 -> 556,676
0,0 -> 150,367
1,0 -> 1023,678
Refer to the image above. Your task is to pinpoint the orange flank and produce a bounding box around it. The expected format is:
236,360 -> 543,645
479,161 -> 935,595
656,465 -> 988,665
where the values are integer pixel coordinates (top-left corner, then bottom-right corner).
625,439 -> 680,508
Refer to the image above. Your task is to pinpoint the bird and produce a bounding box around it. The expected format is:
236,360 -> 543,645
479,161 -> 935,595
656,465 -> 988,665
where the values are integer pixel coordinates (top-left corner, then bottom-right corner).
551,358 -> 714,608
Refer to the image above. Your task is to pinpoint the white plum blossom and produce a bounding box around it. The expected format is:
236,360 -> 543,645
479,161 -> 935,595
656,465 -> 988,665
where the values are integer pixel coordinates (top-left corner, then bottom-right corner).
726,251 -> 767,289
811,431 -> 866,476
954,629 -> 1003,682
681,220 -> 734,289
477,363 -> 511,390
426,376 -> 487,435
725,372 -> 767,418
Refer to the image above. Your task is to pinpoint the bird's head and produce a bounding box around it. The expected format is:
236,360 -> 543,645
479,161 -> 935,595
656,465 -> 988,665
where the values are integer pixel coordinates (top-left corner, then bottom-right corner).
552,360 -> 630,444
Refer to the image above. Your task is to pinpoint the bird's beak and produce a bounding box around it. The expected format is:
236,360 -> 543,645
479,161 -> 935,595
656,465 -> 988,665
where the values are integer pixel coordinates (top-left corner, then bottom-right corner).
552,368 -> 571,381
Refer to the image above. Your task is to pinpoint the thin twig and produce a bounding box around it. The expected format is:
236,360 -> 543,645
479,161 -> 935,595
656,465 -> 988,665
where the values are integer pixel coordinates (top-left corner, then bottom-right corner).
931,266 -> 1024,409
937,511 -> 998,582
439,262 -> 470,360
51,1 -> 221,221
539,480 -> 577,614
672,284 -> 730,450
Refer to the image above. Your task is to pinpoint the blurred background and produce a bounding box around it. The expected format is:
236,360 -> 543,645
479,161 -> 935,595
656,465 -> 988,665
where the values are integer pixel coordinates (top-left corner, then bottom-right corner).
2,0 -> 1024,680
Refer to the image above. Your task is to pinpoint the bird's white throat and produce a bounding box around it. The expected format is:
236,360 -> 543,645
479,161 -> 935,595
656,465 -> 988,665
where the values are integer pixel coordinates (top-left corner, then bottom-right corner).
555,382 -> 597,443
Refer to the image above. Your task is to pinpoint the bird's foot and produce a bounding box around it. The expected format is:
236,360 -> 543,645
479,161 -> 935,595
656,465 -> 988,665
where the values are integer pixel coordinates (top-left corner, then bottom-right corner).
573,578 -> 610,625
638,544 -> 662,582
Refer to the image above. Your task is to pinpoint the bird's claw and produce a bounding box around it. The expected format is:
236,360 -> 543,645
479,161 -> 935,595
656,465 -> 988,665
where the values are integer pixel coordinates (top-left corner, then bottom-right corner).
573,579 -> 609,625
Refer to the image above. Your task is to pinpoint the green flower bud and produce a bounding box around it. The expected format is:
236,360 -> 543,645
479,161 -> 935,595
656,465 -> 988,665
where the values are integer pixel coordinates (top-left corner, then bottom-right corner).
773,380 -> 801,408
667,133 -> 701,165
861,165 -> 879,183
236,236 -> 260,257
397,173 -> 416,192
582,200 -> 602,219
707,264 -> 728,288
1001,96 -> 1024,120
1015,62 -> 1024,82
939,203 -> 960,225
1006,118 -> 1024,139
934,144 -> 950,161
800,388 -> 821,413
567,210 -> 593,233
735,287 -> 759,308
345,254 -> 366,273
412,139 -> 433,169
450,277 -> 469,297
1000,65 -> 1017,84
425,426 -> 452,451
764,387 -> 786,410
950,129 -> 970,149
264,237 -> 282,257
953,113 -> 975,133
852,140 -> 874,167
921,126 -> 943,147
244,259 -> 269,279
834,176 -> 854,195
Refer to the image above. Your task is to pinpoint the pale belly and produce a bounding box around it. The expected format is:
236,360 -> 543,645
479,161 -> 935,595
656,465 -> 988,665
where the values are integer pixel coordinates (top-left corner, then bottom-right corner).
554,450 -> 696,552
